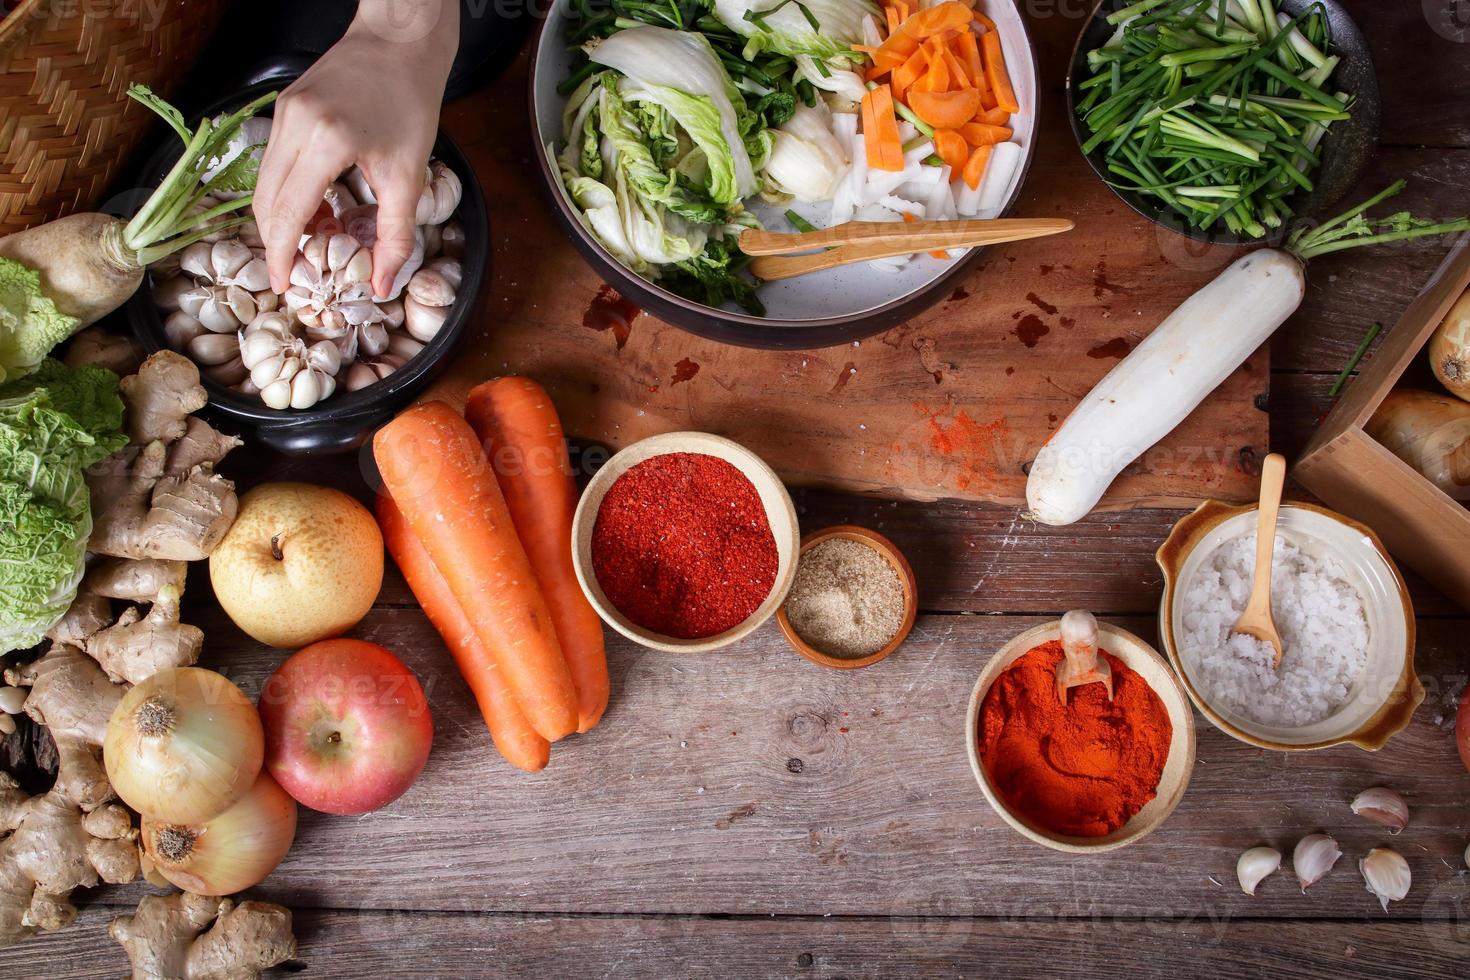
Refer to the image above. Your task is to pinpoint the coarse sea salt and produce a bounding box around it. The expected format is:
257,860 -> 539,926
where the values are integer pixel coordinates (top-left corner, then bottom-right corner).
1179,531 -> 1368,728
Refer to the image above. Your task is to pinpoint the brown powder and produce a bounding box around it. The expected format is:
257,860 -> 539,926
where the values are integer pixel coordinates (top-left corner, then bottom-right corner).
783,538 -> 906,658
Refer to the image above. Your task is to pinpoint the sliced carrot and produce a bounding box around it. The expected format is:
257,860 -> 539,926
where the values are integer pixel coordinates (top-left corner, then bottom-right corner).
875,29 -> 921,64
958,122 -> 1013,146
955,31 -> 989,101
933,128 -> 969,171
939,44 -> 972,88
861,89 -> 883,169
886,4 -> 901,35
972,11 -> 998,32
903,211 -> 949,260
891,47 -> 929,101
912,52 -> 950,93
962,142 -> 993,190
977,106 -> 1011,126
907,88 -> 981,130
981,29 -> 1020,113
870,84 -> 905,171
903,1 -> 974,38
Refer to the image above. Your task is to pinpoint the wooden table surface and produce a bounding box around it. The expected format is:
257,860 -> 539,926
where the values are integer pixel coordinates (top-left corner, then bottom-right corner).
6,2 -> 1470,977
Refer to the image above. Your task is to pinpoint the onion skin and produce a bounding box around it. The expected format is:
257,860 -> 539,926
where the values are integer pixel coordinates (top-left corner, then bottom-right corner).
1428,290 -> 1470,401
1365,390 -> 1470,500
142,770 -> 298,896
104,667 -> 264,824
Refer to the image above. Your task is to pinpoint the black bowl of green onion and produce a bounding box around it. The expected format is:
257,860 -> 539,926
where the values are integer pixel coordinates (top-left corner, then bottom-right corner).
1067,0 -> 1380,245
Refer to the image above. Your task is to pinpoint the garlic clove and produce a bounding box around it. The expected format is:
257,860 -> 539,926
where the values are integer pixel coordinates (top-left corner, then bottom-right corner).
197,291 -> 243,333
379,298 -> 405,328
213,239 -> 253,278
427,256 -> 463,290
1359,847 -> 1410,912
178,241 -> 215,279
151,275 -> 195,311
440,219 -> 465,259
202,356 -> 248,386
260,378 -> 293,410
177,285 -> 211,319
403,294 -> 450,342
305,340 -> 342,376
1351,787 -> 1408,834
0,713 -> 15,736
187,332 -> 242,366
407,268 -> 456,307
0,685 -> 26,715
235,378 -> 261,396
358,321 -> 390,358
342,166 -> 376,206
323,181 -> 360,218
387,332 -> 425,361
289,370 -> 322,409
234,255 -> 271,293
302,234 -> 329,276
344,363 -> 379,392
1292,834 -> 1341,891
249,355 -> 289,390
164,310 -> 207,349
422,223 -> 442,258
256,290 -> 280,314
1237,846 -> 1281,897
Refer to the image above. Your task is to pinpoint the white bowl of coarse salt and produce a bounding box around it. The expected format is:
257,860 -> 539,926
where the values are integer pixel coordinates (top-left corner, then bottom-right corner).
1157,500 -> 1422,751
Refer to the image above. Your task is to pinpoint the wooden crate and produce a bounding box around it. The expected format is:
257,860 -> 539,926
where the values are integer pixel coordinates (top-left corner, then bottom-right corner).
1295,237 -> 1470,608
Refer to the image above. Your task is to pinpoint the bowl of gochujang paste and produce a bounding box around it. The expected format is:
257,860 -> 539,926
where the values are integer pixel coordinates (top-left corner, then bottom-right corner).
571,432 -> 801,652
964,616 -> 1197,853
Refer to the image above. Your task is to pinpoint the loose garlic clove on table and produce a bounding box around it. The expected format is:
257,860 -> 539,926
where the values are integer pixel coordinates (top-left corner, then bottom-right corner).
1237,846 -> 1281,896
1359,847 -> 1411,911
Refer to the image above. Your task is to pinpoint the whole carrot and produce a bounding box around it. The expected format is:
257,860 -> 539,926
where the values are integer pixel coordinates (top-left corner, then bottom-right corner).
377,494 -> 551,772
466,377 -> 609,733
373,402 -> 578,742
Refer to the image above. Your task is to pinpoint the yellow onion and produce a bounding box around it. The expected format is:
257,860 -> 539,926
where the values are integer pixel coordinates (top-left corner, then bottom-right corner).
105,667 -> 264,824
142,770 -> 297,896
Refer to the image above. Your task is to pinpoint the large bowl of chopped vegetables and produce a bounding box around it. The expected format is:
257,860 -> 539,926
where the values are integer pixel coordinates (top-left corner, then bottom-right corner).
531,0 -> 1041,348
1067,0 -> 1380,245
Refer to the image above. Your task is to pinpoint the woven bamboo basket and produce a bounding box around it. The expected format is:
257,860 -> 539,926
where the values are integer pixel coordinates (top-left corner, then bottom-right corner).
0,0 -> 227,236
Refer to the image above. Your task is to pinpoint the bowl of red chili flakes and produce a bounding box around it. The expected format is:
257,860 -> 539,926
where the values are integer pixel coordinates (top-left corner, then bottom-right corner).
572,432 -> 802,653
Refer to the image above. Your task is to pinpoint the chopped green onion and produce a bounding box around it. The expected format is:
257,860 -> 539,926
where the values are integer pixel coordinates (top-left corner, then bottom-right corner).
1328,322 -> 1382,397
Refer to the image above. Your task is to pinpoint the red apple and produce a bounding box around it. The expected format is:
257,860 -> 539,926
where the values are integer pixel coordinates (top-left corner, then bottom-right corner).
259,639 -> 432,815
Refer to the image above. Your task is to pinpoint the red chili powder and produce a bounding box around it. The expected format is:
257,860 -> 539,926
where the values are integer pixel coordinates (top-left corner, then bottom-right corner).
591,453 -> 777,639
978,642 -> 1172,838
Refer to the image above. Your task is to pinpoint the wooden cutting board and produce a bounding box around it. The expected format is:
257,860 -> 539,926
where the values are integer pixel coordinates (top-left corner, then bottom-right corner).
430,19 -> 1268,508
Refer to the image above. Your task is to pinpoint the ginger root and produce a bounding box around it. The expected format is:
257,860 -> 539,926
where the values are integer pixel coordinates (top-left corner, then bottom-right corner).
84,558 -> 188,603
110,891 -> 296,980
0,774 -> 139,947
84,585 -> 203,686
88,353 -> 239,562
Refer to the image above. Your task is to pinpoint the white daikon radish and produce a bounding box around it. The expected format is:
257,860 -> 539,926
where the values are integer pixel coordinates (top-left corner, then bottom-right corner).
977,141 -> 1023,213
1026,250 -> 1306,525
1025,181 -> 1470,526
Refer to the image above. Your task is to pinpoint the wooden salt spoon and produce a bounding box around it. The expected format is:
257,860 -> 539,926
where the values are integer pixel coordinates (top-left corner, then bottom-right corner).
1230,452 -> 1288,668
1055,609 -> 1112,704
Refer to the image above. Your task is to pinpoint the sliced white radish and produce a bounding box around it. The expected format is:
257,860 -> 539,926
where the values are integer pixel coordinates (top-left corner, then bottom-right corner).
954,178 -> 983,217
1026,250 -> 1307,525
878,195 -> 924,218
977,141 -> 1022,213
829,180 -> 855,225
903,141 -> 935,167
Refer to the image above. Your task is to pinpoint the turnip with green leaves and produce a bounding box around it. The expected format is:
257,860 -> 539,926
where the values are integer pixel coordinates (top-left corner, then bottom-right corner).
0,85 -> 275,383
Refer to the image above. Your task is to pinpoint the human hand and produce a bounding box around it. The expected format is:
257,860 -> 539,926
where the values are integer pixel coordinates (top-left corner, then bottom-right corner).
253,0 -> 459,297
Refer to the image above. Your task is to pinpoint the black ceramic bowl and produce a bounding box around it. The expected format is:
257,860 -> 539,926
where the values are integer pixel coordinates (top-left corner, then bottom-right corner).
1066,0 -> 1380,246
125,83 -> 488,456
529,0 -> 1042,350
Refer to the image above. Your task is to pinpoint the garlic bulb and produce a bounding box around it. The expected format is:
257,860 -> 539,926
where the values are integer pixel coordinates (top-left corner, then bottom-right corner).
343,354 -> 404,392
416,161 -> 463,225
177,239 -> 275,333
1351,787 -> 1408,834
187,333 -> 241,367
240,312 -> 305,391
1237,846 -> 1281,896
284,232 -> 388,352
402,261 -> 459,342
337,204 -> 425,301
1292,834 -> 1341,891
1359,847 -> 1410,911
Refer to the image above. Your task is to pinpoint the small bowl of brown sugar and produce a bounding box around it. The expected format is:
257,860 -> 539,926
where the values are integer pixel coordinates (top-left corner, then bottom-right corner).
777,525 -> 917,669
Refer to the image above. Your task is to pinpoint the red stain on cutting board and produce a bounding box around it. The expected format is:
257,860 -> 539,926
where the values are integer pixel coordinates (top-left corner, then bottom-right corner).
912,402 -> 1010,492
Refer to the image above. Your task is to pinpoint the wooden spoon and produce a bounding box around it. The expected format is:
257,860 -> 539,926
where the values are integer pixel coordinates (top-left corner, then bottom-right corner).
1055,609 -> 1112,704
740,218 -> 1074,281
1230,452 -> 1287,669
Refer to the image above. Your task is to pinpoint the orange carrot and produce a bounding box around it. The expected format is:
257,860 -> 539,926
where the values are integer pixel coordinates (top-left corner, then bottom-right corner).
903,1 -> 973,38
955,31 -> 988,102
933,128 -> 969,171
940,44 -> 972,88
874,29 -> 920,64
891,47 -> 928,101
907,88 -> 981,129
972,11 -> 998,31
958,122 -> 1013,146
861,89 -> 883,169
378,494 -> 551,772
374,402 -> 579,742
902,212 -> 949,260
465,377 -> 609,734
977,106 -> 1011,126
870,84 -> 905,170
962,143 -> 993,190
981,30 -> 1019,113
885,4 -> 901,35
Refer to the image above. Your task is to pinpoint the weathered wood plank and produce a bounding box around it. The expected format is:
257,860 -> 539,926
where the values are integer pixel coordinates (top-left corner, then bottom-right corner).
94,608 -> 1470,919
8,906 -> 1469,980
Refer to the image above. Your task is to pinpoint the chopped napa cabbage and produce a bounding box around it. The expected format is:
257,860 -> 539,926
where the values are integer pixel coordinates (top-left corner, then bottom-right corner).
764,103 -> 849,202
713,0 -> 877,62
0,257 -> 82,385
589,27 -> 759,202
